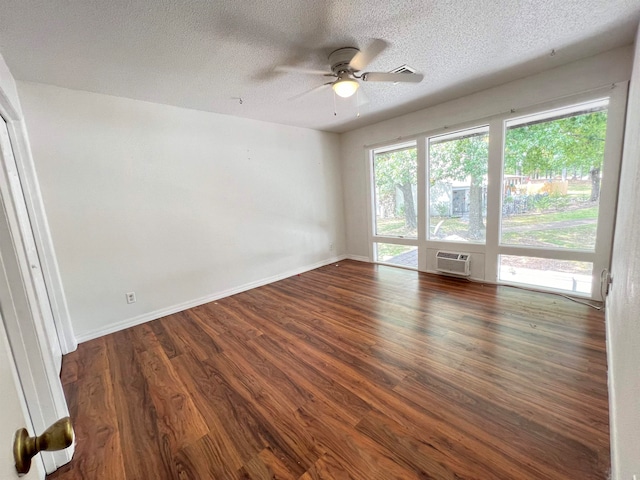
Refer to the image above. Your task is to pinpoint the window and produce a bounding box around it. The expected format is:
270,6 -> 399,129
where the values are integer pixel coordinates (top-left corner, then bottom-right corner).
428,126 -> 489,243
498,100 -> 609,296
374,243 -> 418,268
499,256 -> 592,295
367,89 -> 623,300
372,143 -> 417,238
501,101 -> 608,251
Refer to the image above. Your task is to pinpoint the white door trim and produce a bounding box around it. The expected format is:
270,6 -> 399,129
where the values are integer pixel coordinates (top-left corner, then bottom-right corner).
5,119 -> 77,354
0,55 -> 73,472
0,124 -> 62,370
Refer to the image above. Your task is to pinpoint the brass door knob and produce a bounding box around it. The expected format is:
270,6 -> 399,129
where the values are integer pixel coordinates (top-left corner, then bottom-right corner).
14,416 -> 74,474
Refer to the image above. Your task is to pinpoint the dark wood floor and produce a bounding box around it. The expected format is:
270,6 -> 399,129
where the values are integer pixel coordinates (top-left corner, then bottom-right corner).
48,260 -> 610,479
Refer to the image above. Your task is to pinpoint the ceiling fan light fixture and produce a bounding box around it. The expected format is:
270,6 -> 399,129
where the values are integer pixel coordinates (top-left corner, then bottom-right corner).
332,77 -> 359,98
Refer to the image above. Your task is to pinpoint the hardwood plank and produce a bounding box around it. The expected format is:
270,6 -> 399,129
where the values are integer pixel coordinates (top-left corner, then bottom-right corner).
237,448 -> 297,480
300,453 -> 356,480
199,350 -> 324,476
128,322 -> 161,353
173,348 -> 320,477
249,333 -> 372,426
49,260 -> 610,480
173,432 -> 243,479
354,408 -> 487,480
292,403 -> 424,480
59,353 -> 78,385
214,330 -> 315,412
190,302 -> 264,342
391,372 -> 608,479
148,318 -> 182,359
48,337 -> 126,480
227,290 -> 406,391
106,330 -> 177,479
171,351 -> 266,464
137,347 -> 209,452
244,286 -> 415,380
160,311 -> 222,361
59,337 -> 106,385
61,371 -> 126,479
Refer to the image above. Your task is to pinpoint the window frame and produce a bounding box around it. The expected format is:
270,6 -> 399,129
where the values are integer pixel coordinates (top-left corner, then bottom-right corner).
426,124 -> 491,245
368,140 -> 420,269
494,91 -> 625,297
365,83 -> 627,299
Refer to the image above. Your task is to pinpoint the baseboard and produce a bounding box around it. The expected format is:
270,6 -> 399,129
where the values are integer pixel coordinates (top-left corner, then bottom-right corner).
75,254 -> 348,343
346,254 -> 370,262
604,302 -> 619,480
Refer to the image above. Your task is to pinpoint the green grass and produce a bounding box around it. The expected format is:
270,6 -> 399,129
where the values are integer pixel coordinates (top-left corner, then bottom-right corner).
501,224 -> 596,249
378,204 -> 598,250
376,217 -> 416,237
501,206 -> 598,227
567,183 -> 591,196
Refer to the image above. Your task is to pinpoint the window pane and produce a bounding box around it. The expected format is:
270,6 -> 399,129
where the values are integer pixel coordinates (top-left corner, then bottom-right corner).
428,127 -> 488,243
375,243 -> 418,268
373,144 -> 417,238
499,255 -> 592,295
501,103 -> 608,251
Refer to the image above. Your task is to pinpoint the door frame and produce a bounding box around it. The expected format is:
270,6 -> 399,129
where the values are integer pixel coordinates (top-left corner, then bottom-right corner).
0,56 -> 74,472
0,66 -> 76,355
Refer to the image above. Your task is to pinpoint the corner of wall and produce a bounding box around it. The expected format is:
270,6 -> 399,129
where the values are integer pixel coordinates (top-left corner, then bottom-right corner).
605,22 -> 640,480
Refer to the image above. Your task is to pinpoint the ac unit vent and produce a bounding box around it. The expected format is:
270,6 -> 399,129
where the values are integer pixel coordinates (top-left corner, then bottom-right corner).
390,64 -> 416,74
436,251 -> 471,276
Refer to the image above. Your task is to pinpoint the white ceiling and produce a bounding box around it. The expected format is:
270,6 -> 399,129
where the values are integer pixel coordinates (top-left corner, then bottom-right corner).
0,0 -> 639,133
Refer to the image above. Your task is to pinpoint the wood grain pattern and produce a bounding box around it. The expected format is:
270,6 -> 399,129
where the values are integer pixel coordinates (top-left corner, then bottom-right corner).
48,260 -> 610,479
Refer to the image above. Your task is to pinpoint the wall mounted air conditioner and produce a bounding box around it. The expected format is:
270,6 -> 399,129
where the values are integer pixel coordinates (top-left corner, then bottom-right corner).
436,251 -> 471,277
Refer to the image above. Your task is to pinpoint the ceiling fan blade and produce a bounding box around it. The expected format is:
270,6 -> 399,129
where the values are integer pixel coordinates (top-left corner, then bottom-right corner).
349,39 -> 389,71
288,82 -> 332,101
362,72 -> 424,83
274,66 -> 332,76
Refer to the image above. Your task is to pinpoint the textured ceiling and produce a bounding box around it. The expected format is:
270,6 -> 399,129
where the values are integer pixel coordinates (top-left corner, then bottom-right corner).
0,0 -> 639,133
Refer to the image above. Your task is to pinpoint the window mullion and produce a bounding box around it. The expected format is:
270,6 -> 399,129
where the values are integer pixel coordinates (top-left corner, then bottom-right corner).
485,119 -> 504,282
416,135 -> 427,271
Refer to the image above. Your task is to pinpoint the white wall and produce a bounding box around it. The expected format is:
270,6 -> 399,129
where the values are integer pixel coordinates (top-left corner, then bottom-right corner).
0,53 -> 22,117
606,25 -> 640,480
18,83 -> 345,341
341,45 -> 633,261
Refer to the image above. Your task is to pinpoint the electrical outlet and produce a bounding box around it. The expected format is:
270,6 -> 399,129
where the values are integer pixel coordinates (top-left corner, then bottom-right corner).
126,292 -> 136,304
329,242 -> 334,251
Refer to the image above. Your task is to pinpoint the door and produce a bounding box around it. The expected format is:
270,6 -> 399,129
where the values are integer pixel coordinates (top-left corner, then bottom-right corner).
0,314 -> 42,480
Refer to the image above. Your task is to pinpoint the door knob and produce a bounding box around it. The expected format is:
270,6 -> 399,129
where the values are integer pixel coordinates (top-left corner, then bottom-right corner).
14,416 -> 74,474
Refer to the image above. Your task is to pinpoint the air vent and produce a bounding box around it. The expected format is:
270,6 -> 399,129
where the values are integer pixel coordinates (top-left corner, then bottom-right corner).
390,64 -> 416,75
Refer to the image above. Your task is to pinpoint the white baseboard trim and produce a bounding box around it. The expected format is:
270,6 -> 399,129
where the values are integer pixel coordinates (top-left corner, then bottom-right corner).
75,255 -> 347,343
346,254 -> 370,262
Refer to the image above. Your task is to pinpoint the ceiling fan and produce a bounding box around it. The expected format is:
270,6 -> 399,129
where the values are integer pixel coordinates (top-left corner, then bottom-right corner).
275,39 -> 424,100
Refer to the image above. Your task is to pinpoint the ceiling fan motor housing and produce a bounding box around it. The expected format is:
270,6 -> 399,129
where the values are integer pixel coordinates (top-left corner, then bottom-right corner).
328,47 -> 359,74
